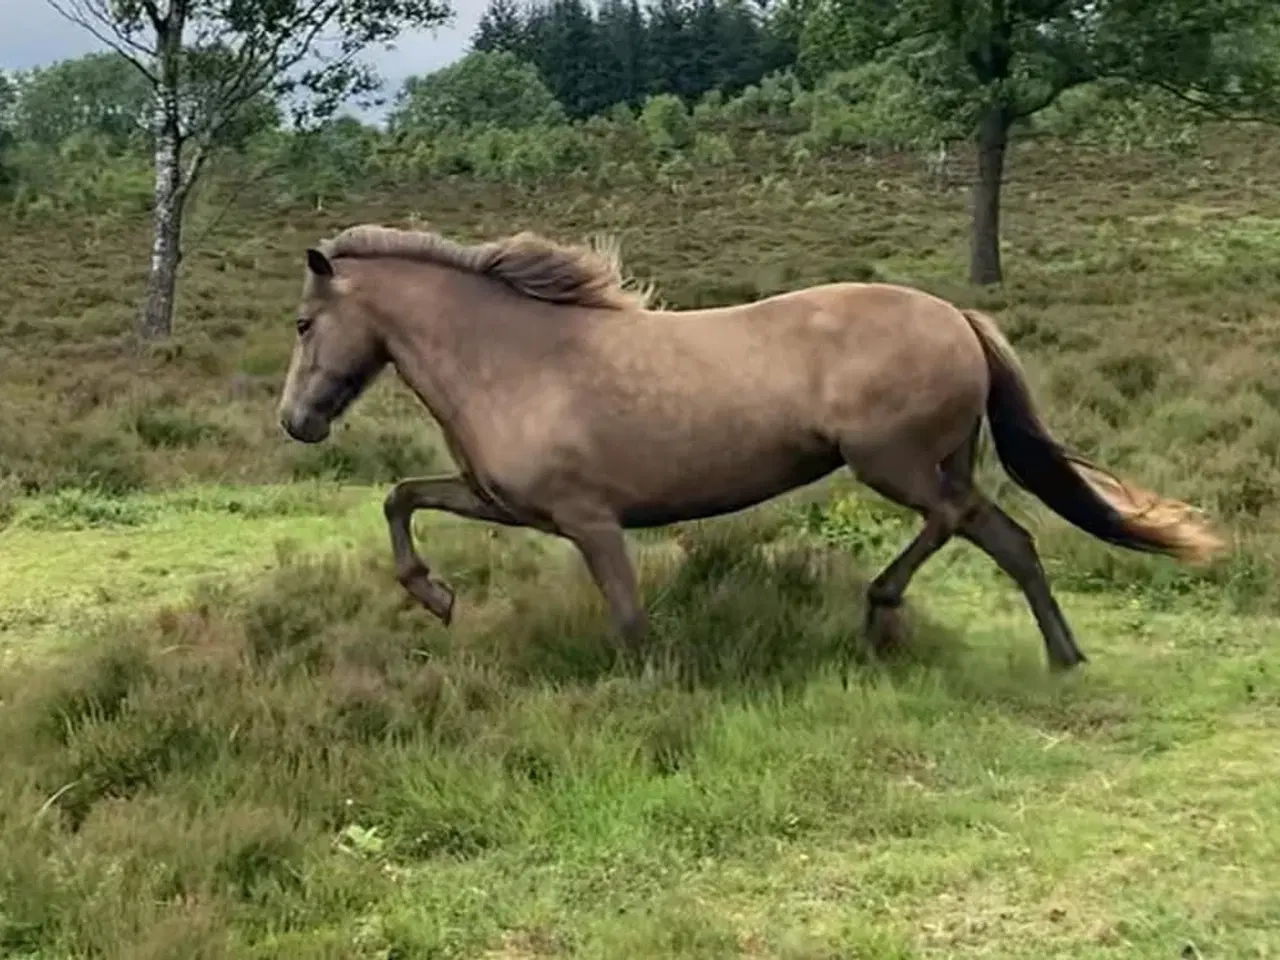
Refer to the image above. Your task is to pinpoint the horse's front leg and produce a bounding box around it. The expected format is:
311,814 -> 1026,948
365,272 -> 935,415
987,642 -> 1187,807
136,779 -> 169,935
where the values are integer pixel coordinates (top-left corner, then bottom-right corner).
556,515 -> 648,666
382,474 -> 521,625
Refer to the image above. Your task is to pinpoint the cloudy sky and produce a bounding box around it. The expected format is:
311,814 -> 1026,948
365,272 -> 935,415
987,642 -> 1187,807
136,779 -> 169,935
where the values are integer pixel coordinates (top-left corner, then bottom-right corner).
0,0 -> 484,113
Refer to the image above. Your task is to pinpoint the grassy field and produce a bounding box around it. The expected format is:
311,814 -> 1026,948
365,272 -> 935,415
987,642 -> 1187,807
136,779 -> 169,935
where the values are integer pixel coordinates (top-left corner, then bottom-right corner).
3,128 -> 1280,957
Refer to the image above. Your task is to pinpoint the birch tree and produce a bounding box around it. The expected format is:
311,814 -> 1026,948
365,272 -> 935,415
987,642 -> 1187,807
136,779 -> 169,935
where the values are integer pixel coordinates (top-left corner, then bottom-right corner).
45,0 -> 453,340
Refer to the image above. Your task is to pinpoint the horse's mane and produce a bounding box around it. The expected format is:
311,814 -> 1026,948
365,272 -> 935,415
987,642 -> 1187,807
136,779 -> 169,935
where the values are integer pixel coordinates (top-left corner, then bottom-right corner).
319,223 -> 655,311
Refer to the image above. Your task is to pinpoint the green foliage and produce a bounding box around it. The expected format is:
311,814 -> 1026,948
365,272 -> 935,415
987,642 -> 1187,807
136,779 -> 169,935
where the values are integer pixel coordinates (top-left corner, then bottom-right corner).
5,133 -> 153,216
786,0 -> 1280,284
389,50 -> 566,137
11,2 -> 1278,219
0,70 -> 16,125
254,116 -> 386,210
0,51 -> 1249,212
472,0 -> 794,118
6,49 -> 278,153
10,53 -> 151,149
1033,81 -> 1202,154
800,61 -> 967,150
639,92 -> 695,153
85,0 -> 455,129
794,0 -> 1280,133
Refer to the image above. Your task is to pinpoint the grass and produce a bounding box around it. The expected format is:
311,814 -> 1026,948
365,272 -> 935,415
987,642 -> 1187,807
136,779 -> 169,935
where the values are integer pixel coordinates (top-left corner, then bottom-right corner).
0,483 -> 380,655
2,488 -> 1278,957
5,125 -> 1280,956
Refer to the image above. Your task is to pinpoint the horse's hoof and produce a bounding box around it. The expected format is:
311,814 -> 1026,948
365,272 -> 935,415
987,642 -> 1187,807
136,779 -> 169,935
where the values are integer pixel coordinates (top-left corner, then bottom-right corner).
433,585 -> 455,627
865,604 -> 907,657
404,572 -> 455,626
1048,651 -> 1088,674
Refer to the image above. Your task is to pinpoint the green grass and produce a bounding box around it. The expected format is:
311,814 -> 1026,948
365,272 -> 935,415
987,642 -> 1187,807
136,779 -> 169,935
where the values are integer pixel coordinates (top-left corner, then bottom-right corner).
0,484 -> 380,654
1,488 -> 1278,957
6,126 -> 1280,956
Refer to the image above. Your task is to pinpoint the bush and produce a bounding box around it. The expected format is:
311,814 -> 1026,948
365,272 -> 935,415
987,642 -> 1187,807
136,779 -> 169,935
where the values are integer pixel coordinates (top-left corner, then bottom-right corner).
1032,80 -> 1201,154
49,431 -> 149,497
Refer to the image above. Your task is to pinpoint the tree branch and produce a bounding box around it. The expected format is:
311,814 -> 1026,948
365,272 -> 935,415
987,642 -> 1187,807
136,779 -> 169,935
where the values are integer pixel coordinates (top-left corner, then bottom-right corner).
1009,73 -> 1084,119
43,0 -> 159,83
1132,76 -> 1279,125
187,0 -> 339,145
179,137 -> 209,199
877,21 -> 948,58
140,0 -> 165,35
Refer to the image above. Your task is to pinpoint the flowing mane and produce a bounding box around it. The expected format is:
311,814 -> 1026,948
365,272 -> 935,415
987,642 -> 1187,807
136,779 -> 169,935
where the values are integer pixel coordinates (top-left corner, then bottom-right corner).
319,223 -> 654,310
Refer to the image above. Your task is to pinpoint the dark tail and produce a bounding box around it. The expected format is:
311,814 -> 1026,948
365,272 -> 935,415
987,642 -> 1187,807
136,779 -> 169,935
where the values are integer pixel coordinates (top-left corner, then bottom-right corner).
961,309 -> 1224,564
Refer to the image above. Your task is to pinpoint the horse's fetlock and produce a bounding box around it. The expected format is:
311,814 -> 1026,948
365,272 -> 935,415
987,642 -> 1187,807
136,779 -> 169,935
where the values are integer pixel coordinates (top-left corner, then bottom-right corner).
867,584 -> 903,608
395,560 -> 428,586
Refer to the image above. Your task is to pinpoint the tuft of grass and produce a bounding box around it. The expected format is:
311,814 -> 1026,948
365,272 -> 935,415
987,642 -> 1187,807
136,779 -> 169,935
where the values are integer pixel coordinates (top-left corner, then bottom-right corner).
17,488 -> 161,531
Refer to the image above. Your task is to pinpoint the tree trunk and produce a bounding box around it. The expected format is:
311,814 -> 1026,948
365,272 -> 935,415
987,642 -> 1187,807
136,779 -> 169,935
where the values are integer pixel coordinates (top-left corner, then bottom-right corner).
969,102 -> 1010,287
139,6 -> 188,342
138,122 -> 183,340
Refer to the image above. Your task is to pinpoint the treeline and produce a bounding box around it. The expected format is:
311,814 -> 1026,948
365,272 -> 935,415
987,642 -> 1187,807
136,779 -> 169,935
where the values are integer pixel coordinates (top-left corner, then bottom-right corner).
0,50 -> 1209,220
4,0 -> 1276,308
471,0 -> 796,118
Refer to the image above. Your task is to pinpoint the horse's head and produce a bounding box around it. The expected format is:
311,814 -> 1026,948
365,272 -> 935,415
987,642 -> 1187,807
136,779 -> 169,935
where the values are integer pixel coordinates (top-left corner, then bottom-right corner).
277,248 -> 387,444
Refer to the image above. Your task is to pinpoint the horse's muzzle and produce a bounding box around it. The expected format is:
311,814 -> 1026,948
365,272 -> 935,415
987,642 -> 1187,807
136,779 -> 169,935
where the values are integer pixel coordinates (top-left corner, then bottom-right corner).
280,410 -> 329,444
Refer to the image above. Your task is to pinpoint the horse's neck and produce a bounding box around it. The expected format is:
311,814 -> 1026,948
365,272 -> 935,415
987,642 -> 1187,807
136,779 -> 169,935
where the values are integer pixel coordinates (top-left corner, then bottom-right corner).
373,261 -> 598,412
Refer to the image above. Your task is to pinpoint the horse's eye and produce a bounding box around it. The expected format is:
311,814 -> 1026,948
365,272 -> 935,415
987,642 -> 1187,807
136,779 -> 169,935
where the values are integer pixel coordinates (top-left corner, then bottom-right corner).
296,316 -> 313,336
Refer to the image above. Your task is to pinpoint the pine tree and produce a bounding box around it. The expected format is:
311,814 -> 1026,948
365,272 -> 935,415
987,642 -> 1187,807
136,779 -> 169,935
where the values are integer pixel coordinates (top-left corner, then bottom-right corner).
472,0 -> 529,55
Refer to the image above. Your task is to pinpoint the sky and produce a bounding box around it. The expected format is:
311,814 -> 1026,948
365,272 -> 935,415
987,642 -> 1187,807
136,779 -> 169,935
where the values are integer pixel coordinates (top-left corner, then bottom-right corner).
0,0 -> 485,117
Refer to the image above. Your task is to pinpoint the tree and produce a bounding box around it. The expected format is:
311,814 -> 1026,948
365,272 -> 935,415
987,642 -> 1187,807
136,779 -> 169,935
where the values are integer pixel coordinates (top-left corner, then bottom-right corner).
45,0 -> 453,340
12,52 -> 153,149
389,50 -> 565,136
529,0 -> 612,119
0,73 -> 15,197
795,0 -> 1280,285
0,72 -> 19,131
10,50 -> 277,153
645,0 -> 698,99
596,0 -> 650,106
472,0 -> 530,56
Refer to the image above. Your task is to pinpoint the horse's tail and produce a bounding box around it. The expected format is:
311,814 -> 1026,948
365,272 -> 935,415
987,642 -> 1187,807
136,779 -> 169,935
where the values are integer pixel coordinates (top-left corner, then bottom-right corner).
961,308 -> 1224,564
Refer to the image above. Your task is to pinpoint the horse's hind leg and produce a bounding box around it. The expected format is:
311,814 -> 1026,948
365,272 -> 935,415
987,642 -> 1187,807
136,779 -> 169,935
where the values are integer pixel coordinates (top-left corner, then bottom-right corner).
957,497 -> 1087,670
383,474 -> 524,625
846,428 -> 980,659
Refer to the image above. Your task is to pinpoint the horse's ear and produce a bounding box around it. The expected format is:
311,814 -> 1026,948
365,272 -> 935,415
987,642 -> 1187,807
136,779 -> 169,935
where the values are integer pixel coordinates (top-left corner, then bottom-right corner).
306,248 -> 334,279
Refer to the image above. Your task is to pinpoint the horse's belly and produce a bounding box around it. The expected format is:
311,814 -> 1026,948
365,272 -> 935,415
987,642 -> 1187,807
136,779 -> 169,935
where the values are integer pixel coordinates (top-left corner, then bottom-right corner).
614,441 -> 844,529
473,384 -> 840,529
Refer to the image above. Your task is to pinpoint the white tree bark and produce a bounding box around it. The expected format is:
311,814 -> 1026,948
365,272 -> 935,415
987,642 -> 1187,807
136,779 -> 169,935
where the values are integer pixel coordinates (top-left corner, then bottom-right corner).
139,109 -> 183,340
137,6 -> 187,341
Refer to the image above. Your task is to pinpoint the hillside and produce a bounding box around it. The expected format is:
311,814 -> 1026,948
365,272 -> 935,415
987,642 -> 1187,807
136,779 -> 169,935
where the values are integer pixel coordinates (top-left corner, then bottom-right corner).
2,129 -> 1280,957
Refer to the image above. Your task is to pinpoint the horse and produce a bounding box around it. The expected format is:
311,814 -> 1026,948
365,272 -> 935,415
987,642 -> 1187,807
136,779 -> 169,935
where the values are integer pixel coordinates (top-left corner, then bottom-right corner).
276,223 -> 1224,671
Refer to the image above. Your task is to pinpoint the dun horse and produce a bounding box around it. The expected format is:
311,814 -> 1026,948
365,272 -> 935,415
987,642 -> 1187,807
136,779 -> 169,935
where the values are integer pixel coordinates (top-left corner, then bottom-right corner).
277,224 -> 1224,670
